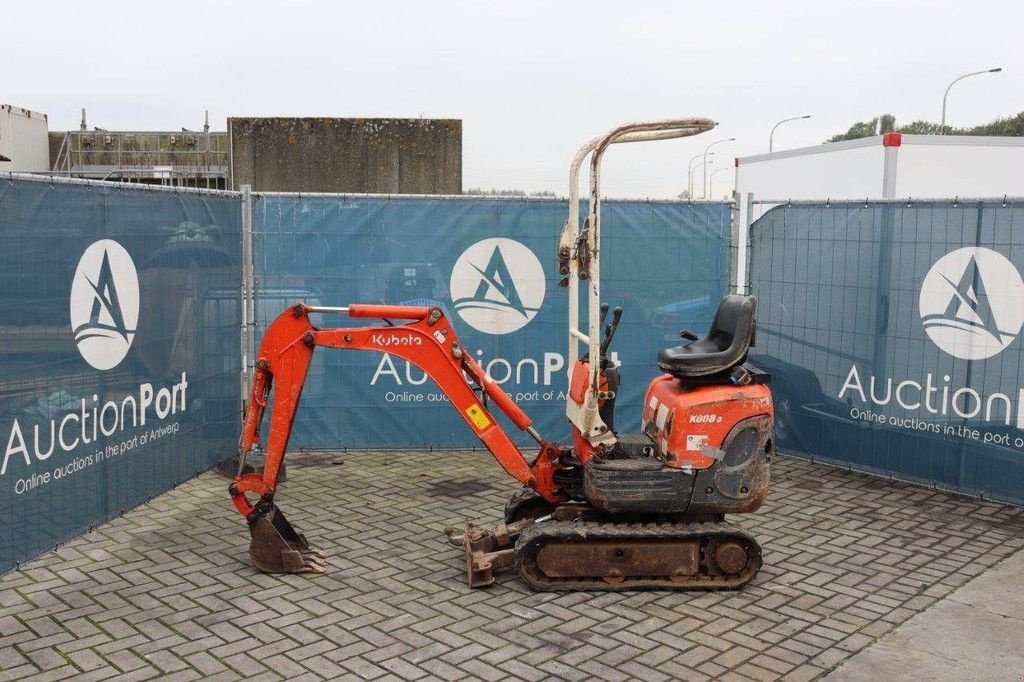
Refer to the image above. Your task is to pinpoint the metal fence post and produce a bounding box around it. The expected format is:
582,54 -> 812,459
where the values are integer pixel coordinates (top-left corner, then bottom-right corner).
736,192 -> 754,295
240,184 -> 255,412
728,193 -> 739,294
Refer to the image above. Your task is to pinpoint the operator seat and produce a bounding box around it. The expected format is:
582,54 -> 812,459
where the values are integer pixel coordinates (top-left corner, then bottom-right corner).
657,294 -> 757,379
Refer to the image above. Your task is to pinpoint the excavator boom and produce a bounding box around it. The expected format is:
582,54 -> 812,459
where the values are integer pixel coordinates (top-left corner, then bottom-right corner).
230,302 -> 564,573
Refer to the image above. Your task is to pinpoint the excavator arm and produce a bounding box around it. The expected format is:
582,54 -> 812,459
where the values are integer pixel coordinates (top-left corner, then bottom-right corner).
229,302 -> 565,573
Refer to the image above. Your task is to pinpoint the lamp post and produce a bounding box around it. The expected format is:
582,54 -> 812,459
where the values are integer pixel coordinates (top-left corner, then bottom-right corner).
687,152 -> 713,198
940,67 -> 1002,134
709,167 -> 732,199
769,115 -> 811,152
703,137 -> 734,199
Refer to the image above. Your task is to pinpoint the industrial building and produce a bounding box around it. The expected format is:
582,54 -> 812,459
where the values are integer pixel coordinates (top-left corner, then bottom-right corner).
228,117 -> 462,193
48,112 -> 229,188
17,109 -> 463,193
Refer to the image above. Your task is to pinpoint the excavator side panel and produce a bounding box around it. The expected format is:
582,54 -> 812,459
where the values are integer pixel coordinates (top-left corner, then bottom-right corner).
642,374 -> 772,470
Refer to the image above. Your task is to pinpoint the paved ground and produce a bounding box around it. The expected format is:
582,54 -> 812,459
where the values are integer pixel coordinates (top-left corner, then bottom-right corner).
1,450 -> 1023,681
827,547 -> 1024,681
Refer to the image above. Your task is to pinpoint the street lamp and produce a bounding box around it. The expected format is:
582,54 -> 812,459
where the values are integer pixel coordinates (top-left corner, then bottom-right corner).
687,152 -> 713,198
940,67 -> 1002,134
709,167 -> 732,198
703,137 -> 734,199
769,115 -> 811,152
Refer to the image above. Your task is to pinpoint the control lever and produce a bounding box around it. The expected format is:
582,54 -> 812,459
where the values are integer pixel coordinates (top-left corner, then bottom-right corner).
598,302 -> 610,326
600,306 -> 623,357
678,329 -> 699,341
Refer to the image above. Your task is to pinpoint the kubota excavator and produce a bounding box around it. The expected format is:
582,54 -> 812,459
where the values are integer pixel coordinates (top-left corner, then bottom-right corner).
229,118 -> 774,590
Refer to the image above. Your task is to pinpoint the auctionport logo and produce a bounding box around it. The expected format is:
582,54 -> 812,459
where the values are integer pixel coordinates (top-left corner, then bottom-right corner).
70,239 -> 140,370
449,238 -> 545,335
919,247 -> 1024,361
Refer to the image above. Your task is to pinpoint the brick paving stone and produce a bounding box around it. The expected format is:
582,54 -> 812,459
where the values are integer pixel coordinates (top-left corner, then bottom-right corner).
2,451 -> 1023,681
736,661 -> 786,681
2,664 -> 40,679
858,620 -> 895,638
754,654 -> 799,676
786,663 -> 829,682
21,665 -> 81,682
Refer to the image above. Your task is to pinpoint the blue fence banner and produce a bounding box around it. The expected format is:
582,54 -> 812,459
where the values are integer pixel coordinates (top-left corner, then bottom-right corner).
749,199 -> 1024,506
253,195 -> 731,449
0,175 -> 242,573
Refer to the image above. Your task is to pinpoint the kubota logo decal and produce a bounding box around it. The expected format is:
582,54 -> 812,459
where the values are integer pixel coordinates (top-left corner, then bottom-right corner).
919,247 -> 1024,360
449,238 -> 545,335
70,239 -> 140,370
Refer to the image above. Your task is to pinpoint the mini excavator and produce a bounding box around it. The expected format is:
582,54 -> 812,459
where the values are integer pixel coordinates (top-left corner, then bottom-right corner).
229,119 -> 774,590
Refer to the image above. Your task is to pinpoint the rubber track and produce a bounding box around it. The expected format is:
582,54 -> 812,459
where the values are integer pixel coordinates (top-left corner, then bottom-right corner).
514,520 -> 761,591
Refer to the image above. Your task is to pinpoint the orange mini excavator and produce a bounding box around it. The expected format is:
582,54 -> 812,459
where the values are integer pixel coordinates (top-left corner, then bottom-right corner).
229,119 -> 774,590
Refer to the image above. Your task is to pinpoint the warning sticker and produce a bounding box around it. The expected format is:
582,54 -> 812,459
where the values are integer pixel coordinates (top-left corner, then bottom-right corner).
686,434 -> 709,451
465,403 -> 492,431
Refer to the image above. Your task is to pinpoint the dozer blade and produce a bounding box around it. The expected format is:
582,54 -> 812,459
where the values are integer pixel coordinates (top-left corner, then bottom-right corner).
248,505 -> 326,574
443,518 -> 534,588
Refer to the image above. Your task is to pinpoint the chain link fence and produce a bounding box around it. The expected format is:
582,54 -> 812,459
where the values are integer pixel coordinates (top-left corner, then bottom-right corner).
250,194 -> 732,448
0,173 -> 242,572
748,198 -> 1024,505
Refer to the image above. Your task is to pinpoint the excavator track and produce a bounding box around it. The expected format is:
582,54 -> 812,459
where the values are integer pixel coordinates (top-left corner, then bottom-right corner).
515,520 -> 761,591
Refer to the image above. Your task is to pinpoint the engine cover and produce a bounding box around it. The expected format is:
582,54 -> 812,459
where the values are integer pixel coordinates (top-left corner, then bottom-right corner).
642,373 -> 772,471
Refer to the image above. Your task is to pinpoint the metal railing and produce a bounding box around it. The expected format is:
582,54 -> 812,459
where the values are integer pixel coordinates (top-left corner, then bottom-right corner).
52,130 -> 229,188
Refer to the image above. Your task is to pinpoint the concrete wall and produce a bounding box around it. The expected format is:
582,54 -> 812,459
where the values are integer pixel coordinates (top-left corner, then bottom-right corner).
48,132 -> 65,170
227,117 -> 461,194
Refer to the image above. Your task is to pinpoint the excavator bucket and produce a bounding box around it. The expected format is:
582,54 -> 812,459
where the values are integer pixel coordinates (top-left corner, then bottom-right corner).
247,505 -> 326,574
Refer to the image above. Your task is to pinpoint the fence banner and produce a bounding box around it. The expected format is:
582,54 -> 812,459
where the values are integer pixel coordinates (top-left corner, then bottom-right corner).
253,195 -> 731,449
0,175 -> 242,573
749,199 -> 1024,505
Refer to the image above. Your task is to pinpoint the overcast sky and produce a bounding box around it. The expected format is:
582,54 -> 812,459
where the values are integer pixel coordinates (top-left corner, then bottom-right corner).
3,0 -> 1021,198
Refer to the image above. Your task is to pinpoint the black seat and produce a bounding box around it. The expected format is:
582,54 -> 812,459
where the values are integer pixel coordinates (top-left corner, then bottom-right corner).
657,295 -> 757,379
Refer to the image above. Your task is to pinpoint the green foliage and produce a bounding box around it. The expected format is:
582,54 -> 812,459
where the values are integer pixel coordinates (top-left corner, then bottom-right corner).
827,117 -> 884,142
960,111 -> 1024,136
826,111 -> 1024,142
898,120 -> 942,135
464,188 -> 557,197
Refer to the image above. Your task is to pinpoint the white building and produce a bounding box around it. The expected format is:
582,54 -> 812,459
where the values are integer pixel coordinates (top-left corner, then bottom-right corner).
734,133 -> 1024,290
0,105 -> 50,173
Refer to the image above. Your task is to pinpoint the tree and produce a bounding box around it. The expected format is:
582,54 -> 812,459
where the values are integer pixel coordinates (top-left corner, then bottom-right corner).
897,120 -> 941,135
826,111 -> 1024,142
826,114 -> 896,142
962,111 -> 1024,136
827,117 -> 880,142
463,187 -> 558,197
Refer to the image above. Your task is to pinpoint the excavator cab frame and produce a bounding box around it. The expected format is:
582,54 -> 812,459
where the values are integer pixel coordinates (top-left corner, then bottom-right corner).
558,119 -> 717,451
